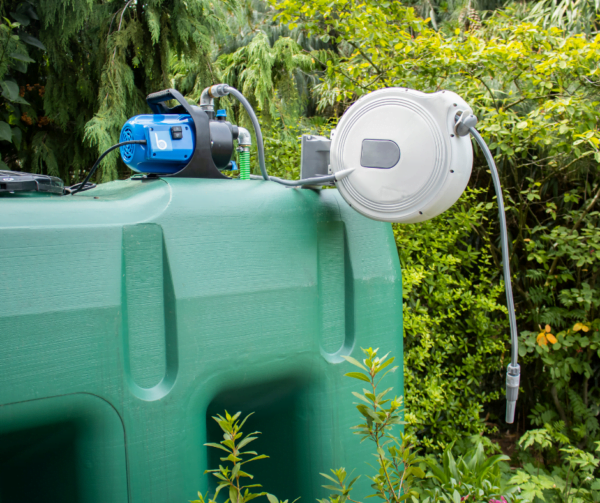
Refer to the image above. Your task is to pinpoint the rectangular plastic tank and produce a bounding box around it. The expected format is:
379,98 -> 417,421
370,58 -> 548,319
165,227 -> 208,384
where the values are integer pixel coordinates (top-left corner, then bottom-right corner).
0,178 -> 403,503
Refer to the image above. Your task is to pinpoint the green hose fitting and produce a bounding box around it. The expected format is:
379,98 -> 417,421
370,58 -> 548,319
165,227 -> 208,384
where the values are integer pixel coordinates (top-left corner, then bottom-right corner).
239,148 -> 250,180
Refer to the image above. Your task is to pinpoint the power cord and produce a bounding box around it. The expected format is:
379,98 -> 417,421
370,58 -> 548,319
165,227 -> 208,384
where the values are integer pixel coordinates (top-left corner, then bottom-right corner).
69,140 -> 147,195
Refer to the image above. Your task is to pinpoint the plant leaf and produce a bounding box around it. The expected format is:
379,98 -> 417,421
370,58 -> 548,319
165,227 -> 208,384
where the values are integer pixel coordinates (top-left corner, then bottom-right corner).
345,372 -> 371,383
0,122 -> 13,143
237,436 -> 258,450
9,52 -> 35,63
342,355 -> 367,370
19,32 -> 46,51
10,12 -> 30,26
204,442 -> 231,453
1,80 -> 19,101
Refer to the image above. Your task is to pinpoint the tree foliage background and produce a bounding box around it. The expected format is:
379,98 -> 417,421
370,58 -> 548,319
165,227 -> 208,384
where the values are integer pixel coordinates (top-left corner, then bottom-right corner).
2,0 -> 600,499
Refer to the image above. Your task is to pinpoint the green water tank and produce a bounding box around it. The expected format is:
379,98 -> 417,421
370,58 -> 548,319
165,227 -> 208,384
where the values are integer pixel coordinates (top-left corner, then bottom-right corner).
0,178 -> 403,503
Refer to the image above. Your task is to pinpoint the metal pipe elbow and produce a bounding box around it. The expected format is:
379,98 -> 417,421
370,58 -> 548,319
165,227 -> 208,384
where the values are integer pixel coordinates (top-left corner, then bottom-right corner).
237,127 -> 252,147
199,87 -> 213,111
200,84 -> 230,111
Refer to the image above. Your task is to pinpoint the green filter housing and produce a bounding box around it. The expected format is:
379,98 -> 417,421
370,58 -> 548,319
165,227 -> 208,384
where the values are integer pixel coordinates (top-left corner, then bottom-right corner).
0,178 -> 403,503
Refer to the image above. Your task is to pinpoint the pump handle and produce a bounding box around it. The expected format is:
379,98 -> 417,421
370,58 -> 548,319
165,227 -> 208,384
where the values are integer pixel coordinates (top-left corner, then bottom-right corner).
146,89 -> 178,104
146,88 -> 188,115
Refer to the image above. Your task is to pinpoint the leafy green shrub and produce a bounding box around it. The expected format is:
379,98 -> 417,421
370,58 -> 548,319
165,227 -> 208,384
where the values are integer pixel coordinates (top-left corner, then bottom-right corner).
520,320 -> 600,453
417,437 -> 518,502
510,427 -> 600,502
270,0 -> 600,466
199,348 -> 529,503
195,411 -> 295,503
320,347 -> 423,503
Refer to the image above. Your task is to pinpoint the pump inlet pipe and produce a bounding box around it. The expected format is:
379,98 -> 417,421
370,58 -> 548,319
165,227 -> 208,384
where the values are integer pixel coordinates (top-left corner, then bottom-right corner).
237,127 -> 252,181
201,84 -> 351,186
455,112 -> 521,424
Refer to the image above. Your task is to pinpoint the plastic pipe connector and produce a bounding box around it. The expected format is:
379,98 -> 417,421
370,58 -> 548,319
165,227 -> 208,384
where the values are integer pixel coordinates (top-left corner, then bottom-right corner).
506,363 -> 521,423
199,84 -> 269,180
455,112 -> 478,137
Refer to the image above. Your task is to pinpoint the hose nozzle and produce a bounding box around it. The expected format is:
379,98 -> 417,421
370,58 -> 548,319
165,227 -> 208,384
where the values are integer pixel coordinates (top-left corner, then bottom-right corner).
505,363 -> 520,423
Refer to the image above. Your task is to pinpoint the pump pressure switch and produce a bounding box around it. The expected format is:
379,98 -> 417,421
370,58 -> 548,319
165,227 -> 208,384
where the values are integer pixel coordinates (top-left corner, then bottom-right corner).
171,126 -> 183,140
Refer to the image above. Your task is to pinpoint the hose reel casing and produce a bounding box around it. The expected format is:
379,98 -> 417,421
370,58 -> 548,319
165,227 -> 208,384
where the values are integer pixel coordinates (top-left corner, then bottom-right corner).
330,88 -> 474,223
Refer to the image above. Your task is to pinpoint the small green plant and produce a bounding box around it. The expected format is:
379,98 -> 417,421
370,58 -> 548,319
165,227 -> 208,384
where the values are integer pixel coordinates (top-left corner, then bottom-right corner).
193,411 -> 295,503
511,426 -> 600,502
417,437 -> 520,502
318,347 -> 424,503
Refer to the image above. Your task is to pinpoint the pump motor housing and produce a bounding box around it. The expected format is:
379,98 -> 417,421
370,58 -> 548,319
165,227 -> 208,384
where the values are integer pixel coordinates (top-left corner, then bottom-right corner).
120,112 -> 238,174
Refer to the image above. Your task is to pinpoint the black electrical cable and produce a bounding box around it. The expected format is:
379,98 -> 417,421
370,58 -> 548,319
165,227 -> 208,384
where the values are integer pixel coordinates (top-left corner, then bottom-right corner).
70,140 -> 147,195
65,182 -> 96,194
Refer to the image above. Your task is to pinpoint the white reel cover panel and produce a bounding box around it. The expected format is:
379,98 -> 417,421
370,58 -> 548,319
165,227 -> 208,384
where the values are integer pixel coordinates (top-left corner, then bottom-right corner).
330,88 -> 473,223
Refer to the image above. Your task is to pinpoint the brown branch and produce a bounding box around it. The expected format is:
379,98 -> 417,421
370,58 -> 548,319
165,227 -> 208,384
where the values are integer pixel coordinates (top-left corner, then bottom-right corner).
555,150 -> 595,174
111,0 -> 133,63
347,41 -> 383,75
309,51 -> 370,90
551,385 -> 569,425
503,94 -> 567,111
464,70 -> 499,112
504,96 -> 528,111
435,73 -> 448,91
106,9 -> 120,44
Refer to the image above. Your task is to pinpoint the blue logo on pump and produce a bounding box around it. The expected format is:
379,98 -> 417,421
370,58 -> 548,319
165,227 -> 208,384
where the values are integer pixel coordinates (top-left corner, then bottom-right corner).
150,130 -> 172,152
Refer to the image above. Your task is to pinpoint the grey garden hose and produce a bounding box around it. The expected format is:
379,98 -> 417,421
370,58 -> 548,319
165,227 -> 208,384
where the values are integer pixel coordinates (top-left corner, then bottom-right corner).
269,168 -> 355,187
200,84 -> 268,180
201,84 -> 345,187
224,86 -> 269,181
469,126 -> 521,424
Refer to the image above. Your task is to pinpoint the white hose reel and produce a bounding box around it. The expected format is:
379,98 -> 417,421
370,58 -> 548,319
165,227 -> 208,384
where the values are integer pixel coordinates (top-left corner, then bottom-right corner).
329,88 -> 474,223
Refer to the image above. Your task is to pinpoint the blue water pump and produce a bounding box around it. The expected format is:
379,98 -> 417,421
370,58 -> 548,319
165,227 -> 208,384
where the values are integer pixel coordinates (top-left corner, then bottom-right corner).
119,88 -> 239,178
